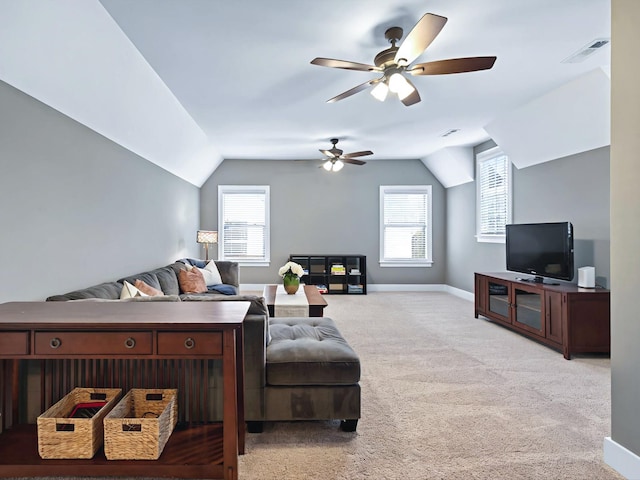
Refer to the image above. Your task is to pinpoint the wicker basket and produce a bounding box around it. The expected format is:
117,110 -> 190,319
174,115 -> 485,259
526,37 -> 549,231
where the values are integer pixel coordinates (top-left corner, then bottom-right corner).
103,388 -> 178,460
37,387 -> 122,459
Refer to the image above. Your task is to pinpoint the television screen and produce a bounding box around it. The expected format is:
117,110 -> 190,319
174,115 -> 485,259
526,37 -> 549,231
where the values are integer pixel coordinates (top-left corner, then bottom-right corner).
505,222 -> 574,282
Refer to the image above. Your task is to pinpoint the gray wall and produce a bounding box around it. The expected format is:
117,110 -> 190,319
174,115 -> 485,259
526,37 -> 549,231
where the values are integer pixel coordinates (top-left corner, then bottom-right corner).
446,145 -> 610,293
0,80 -> 199,303
611,0 -> 640,460
200,159 -> 446,286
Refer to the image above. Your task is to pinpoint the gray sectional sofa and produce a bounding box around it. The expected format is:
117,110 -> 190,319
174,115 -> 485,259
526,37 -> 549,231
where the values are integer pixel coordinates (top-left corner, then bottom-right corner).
46,259 -> 361,432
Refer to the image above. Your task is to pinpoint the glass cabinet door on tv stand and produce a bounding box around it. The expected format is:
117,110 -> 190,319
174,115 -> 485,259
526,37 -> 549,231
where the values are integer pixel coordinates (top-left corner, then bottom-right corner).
512,284 -> 544,337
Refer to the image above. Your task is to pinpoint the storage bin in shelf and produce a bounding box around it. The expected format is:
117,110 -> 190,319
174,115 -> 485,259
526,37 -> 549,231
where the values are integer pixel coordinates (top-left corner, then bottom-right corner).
103,388 -> 178,460
37,387 -> 122,459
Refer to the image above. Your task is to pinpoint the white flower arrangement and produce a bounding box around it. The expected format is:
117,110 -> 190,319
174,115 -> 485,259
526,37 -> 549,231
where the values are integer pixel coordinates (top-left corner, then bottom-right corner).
278,261 -> 305,278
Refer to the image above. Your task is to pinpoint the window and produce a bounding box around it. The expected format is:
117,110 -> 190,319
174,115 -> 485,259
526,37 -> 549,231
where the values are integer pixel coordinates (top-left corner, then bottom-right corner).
218,185 -> 270,265
379,185 -> 432,267
476,147 -> 512,243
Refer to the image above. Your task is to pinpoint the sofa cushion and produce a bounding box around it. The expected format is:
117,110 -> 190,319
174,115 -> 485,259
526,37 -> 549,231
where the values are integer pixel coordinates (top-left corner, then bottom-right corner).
267,317 -> 360,386
68,295 -> 182,302
149,265 -> 181,295
46,281 -> 123,301
134,279 -> 164,296
122,294 -> 181,302
177,268 -> 207,293
215,261 -> 239,287
180,293 -> 268,314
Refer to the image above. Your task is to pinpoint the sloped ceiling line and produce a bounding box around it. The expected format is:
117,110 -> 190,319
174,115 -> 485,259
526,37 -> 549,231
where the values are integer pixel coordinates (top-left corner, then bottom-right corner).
0,0 -> 221,187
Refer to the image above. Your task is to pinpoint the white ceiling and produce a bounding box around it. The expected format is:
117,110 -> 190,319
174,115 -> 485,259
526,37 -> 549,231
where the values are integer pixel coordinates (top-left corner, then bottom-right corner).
0,0 -> 611,186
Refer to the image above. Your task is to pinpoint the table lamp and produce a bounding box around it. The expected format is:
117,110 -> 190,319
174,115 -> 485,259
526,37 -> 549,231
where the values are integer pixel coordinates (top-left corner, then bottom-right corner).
196,230 -> 218,261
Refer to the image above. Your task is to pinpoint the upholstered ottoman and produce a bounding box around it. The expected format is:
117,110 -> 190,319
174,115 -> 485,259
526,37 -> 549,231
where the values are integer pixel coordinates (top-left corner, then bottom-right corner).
264,317 -> 361,431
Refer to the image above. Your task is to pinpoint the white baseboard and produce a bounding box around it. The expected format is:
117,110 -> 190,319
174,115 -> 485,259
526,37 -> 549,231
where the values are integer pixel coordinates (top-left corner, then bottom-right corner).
604,436 -> 640,479
444,285 -> 475,302
366,284 -> 446,292
241,283 -> 474,301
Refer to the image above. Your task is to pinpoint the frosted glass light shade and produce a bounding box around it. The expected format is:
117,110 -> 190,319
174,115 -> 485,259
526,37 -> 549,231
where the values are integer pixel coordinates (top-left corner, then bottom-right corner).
323,159 -> 344,172
388,73 -> 415,100
370,82 -> 389,101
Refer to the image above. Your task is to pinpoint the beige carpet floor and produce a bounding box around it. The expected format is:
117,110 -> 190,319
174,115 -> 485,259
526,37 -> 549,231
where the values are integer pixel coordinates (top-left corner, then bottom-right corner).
238,291 -> 622,480
8,291 -> 624,480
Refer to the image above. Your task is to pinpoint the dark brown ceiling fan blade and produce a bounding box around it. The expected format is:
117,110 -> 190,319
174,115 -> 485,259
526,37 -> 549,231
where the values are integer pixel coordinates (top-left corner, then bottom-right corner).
326,77 -> 383,103
311,57 -> 380,72
401,80 -> 421,106
394,13 -> 448,66
342,150 -> 373,159
409,56 -> 497,75
343,158 -> 367,166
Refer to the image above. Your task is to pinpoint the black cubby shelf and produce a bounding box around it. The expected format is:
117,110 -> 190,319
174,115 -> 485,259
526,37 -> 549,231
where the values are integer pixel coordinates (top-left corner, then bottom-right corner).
289,255 -> 367,295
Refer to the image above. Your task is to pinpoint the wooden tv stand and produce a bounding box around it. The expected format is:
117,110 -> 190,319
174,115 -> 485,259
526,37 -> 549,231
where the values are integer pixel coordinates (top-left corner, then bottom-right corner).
0,301 -> 250,480
474,272 -> 610,359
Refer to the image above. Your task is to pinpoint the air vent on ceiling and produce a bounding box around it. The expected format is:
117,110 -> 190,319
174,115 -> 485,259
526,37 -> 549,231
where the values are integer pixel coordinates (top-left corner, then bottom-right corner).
561,37 -> 610,64
440,129 -> 460,137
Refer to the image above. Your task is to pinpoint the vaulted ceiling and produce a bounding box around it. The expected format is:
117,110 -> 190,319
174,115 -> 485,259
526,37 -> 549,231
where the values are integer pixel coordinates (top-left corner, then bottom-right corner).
0,0 -> 611,186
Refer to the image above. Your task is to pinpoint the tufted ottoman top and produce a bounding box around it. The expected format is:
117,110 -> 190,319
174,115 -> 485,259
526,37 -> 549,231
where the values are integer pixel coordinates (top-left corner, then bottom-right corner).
267,317 -> 360,386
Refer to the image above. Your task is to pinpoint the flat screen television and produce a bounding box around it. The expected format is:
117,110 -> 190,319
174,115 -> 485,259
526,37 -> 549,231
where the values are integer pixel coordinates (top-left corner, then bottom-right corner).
505,222 -> 574,283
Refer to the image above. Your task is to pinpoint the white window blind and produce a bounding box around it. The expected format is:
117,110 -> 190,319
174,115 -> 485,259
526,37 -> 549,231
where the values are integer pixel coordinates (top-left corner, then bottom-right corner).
379,185 -> 432,267
476,147 -> 511,243
218,186 -> 270,264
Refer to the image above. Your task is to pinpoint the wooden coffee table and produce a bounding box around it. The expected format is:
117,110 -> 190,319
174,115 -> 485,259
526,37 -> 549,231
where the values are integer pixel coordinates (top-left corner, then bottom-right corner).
262,284 -> 328,317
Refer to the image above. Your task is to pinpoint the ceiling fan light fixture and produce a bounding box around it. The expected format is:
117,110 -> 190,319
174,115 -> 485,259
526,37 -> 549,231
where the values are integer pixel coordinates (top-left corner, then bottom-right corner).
370,81 -> 389,101
388,72 -> 415,100
311,13 -> 496,107
322,159 -> 345,172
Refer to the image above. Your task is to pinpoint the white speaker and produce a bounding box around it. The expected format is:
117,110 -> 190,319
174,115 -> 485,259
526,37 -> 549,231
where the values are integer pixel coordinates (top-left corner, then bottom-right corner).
578,266 -> 595,288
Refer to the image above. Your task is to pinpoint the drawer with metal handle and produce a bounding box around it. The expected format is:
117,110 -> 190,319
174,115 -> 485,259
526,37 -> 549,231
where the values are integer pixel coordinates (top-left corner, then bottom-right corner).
34,331 -> 152,355
157,332 -> 222,355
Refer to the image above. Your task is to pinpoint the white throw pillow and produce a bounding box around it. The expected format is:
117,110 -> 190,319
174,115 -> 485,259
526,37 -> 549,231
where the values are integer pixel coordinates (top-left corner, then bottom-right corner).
120,280 -> 149,299
200,260 -> 223,286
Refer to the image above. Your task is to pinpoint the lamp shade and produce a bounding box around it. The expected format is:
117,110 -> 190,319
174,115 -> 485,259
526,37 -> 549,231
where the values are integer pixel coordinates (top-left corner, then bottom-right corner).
197,230 -> 218,244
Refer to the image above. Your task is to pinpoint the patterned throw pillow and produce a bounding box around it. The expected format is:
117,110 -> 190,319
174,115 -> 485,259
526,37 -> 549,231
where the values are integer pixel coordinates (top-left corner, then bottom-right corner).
134,279 -> 164,297
178,268 -> 207,294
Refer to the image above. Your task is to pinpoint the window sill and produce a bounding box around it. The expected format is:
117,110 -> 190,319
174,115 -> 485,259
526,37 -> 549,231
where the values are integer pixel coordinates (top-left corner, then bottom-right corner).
476,235 -> 505,244
223,260 -> 270,267
379,261 -> 433,268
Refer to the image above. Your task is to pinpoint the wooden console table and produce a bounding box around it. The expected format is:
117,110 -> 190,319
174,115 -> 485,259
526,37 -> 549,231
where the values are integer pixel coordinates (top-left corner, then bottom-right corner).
0,300 -> 250,480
